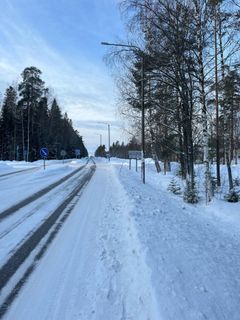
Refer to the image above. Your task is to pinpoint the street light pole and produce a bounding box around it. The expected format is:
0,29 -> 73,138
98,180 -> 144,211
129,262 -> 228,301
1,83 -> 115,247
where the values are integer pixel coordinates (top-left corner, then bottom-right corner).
101,41 -> 145,183
108,124 -> 110,162
141,54 -> 145,184
95,133 -> 102,146
98,122 -> 111,161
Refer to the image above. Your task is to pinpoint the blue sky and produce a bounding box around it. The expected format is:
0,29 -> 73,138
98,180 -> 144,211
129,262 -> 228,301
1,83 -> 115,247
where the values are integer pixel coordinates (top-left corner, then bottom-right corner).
0,0 -> 127,153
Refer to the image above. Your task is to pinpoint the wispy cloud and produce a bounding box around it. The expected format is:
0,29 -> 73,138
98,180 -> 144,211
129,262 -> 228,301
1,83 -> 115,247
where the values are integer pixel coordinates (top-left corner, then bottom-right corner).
0,0 -> 127,151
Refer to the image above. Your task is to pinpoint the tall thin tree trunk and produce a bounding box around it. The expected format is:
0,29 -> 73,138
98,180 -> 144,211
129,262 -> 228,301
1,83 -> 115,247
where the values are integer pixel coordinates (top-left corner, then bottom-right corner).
230,95 -> 234,162
13,105 -> 16,161
21,107 -> 25,161
218,6 -> 234,191
195,0 -> 212,202
176,96 -> 185,178
27,101 -> 30,162
150,127 -> 161,173
148,83 -> 161,173
214,5 -> 221,186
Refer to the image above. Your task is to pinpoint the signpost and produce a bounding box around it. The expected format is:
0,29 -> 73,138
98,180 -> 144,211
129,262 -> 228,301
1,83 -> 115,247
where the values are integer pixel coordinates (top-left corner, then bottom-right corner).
24,149 -> 27,162
40,147 -> 49,170
128,150 -> 141,172
60,150 -> 67,163
75,149 -> 80,159
16,145 -> 19,161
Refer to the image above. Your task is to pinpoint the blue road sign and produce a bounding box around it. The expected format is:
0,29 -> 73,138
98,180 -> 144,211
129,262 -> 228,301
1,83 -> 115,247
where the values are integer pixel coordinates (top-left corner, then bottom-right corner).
40,147 -> 49,158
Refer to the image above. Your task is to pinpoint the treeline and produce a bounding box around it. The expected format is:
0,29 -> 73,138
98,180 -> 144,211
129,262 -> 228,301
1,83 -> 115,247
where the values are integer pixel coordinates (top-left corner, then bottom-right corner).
95,137 -> 141,158
0,66 -> 88,161
111,0 -> 240,202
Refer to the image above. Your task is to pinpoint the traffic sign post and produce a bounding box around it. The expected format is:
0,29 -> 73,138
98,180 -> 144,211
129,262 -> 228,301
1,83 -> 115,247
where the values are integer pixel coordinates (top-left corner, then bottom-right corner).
60,150 -> 67,163
24,149 -> 27,162
75,149 -> 80,159
40,147 -> 49,170
128,150 -> 141,172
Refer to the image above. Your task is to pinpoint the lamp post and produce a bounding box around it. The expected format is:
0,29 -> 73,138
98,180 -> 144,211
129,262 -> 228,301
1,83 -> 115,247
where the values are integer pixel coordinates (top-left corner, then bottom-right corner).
95,133 -> 102,146
98,122 -> 111,161
101,41 -> 145,183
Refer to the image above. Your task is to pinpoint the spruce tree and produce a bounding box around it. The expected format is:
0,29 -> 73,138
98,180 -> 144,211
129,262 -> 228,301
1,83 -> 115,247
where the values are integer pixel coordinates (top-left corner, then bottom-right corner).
48,98 -> 62,158
18,67 -> 45,161
0,86 -> 17,160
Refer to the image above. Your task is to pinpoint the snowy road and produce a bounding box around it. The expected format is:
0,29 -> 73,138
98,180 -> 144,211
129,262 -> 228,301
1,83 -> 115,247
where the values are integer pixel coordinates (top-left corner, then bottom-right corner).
3,163 -> 160,320
0,161 -> 83,213
0,165 -> 87,266
1,159 -> 240,319
0,161 -> 96,317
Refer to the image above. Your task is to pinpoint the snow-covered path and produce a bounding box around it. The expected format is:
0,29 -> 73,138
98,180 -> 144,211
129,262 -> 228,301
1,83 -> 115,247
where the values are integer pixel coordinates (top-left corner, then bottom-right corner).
5,163 -> 160,320
117,163 -> 240,320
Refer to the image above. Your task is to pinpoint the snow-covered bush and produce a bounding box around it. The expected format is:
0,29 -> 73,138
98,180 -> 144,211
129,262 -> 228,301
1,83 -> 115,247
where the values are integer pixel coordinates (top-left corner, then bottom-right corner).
183,180 -> 198,204
224,189 -> 239,203
175,165 -> 184,178
233,177 -> 240,187
168,178 -> 181,195
211,176 -> 218,195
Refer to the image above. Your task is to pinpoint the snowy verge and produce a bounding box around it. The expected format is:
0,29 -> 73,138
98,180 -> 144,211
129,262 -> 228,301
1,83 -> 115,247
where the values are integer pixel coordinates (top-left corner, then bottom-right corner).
115,160 -> 240,320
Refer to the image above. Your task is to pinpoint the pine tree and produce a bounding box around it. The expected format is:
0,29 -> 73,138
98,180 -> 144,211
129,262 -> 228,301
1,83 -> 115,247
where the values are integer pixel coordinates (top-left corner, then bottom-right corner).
95,145 -> 107,157
0,86 -> 17,160
48,98 -> 62,159
35,96 -> 49,156
18,67 -> 45,161
168,178 -> 182,195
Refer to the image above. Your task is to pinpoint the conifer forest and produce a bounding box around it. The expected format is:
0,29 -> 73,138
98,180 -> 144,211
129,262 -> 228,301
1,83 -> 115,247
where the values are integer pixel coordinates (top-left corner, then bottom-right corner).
0,67 -> 88,162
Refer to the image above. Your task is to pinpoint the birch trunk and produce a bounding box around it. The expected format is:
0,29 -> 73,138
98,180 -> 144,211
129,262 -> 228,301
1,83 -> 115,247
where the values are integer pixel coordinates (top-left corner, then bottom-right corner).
214,4 -> 221,186
194,0 -> 212,202
218,5 -> 234,191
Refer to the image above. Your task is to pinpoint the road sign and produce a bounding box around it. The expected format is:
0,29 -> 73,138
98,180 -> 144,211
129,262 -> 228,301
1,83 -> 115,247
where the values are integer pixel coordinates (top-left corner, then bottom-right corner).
60,150 -> 67,157
75,149 -> 80,156
40,147 -> 49,158
128,150 -> 142,172
128,150 -> 142,160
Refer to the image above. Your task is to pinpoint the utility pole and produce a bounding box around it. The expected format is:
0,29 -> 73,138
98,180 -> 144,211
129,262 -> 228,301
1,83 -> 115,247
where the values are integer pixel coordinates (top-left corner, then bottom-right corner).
141,54 -> 145,184
108,124 -> 110,162
27,101 -> 30,162
97,122 -> 111,161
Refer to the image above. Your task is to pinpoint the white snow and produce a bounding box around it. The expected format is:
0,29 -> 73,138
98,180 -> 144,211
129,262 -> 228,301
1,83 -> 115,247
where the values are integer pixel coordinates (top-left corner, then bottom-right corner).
116,159 -> 240,319
1,158 -> 240,319
0,160 -> 84,212
4,162 -> 160,320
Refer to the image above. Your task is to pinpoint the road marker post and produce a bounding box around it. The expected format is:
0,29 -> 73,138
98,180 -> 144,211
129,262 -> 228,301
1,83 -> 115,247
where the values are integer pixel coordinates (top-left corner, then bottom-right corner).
128,150 -> 141,173
40,147 -> 49,170
60,150 -> 67,164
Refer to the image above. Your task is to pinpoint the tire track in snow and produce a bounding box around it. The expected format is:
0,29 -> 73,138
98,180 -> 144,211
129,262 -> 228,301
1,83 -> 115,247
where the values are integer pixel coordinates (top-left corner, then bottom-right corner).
0,164 -> 86,221
0,167 -> 86,241
0,165 -> 96,319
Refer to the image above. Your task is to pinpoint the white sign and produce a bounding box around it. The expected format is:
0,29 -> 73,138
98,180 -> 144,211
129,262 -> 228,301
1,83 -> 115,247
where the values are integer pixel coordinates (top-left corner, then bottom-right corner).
128,150 -> 142,160
61,150 -> 67,157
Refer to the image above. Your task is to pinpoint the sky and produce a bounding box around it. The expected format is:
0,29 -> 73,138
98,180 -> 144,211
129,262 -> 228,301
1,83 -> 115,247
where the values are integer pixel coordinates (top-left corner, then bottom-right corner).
0,0 -> 128,154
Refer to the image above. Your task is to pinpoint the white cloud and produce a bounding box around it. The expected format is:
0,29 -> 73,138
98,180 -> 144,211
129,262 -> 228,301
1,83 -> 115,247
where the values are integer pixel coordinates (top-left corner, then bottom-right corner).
0,1 -> 128,152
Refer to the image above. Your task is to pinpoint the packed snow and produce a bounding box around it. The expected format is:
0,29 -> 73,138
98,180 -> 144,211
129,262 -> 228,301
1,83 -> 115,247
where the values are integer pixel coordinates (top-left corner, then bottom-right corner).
1,158 -> 240,319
